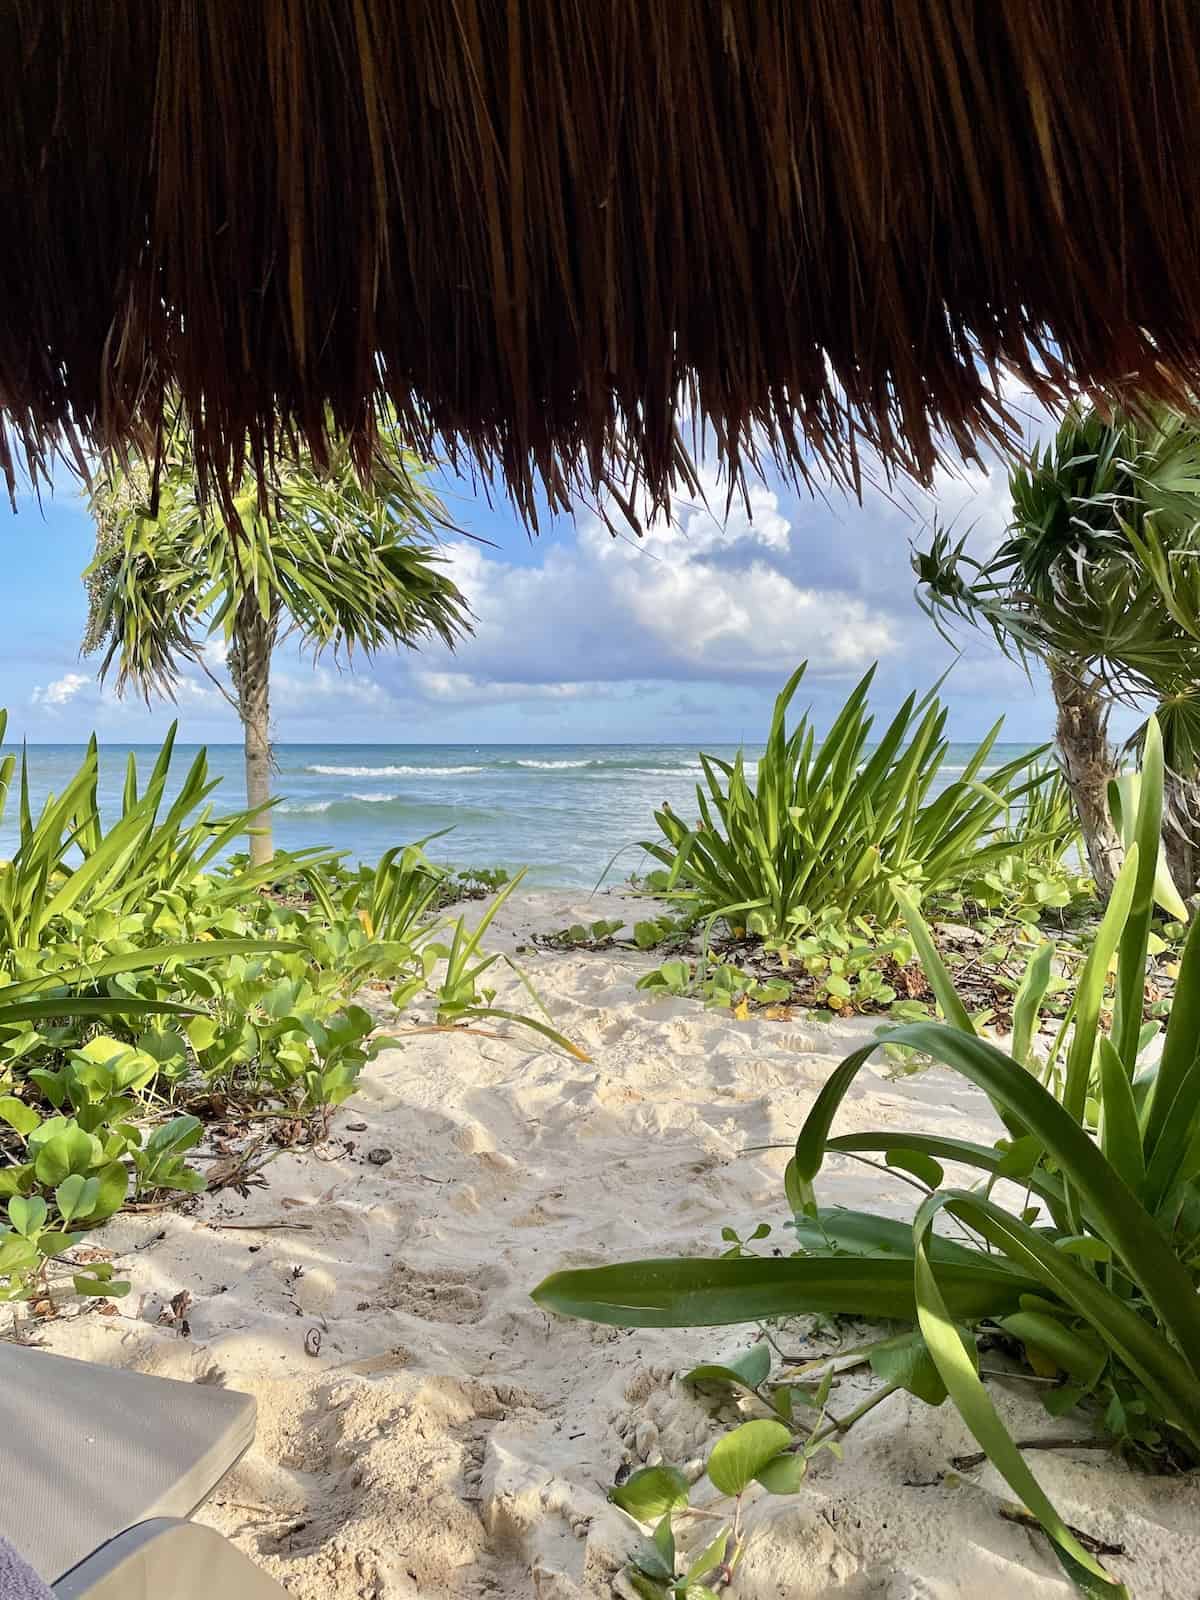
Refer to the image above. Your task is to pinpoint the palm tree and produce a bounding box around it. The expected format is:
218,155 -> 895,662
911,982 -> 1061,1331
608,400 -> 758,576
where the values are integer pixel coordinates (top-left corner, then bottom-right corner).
84,429 -> 472,865
916,403 -> 1200,899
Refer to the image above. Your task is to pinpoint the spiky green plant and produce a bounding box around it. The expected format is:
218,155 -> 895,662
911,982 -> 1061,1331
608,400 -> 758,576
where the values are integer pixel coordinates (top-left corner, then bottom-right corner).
639,662 -> 1049,939
537,720 -> 1200,1599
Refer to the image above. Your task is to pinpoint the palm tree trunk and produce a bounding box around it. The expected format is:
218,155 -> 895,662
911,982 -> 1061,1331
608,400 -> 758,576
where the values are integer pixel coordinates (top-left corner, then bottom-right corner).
1163,773 -> 1200,903
1050,661 -> 1122,899
230,600 -> 277,867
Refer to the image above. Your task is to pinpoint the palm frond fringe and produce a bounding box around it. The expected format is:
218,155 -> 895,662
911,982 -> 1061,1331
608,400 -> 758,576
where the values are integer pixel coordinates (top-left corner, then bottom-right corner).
5,3 -> 1200,520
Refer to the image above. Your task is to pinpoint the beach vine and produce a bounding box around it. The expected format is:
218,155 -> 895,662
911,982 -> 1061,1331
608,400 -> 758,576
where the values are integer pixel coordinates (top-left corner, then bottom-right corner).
0,722 -> 579,1311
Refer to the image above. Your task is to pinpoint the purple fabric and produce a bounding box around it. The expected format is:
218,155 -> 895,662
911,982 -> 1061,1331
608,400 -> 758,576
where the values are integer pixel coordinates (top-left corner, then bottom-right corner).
0,1538 -> 55,1600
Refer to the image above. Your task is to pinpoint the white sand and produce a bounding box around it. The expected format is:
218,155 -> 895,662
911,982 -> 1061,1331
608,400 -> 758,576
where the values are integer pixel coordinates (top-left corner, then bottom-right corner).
18,889 -> 1199,1598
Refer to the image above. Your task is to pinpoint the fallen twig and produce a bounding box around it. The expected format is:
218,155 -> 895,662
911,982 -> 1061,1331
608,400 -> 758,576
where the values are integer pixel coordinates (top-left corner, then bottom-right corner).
998,1501 -> 1125,1558
953,1437 -> 1112,1471
207,1219 -> 314,1232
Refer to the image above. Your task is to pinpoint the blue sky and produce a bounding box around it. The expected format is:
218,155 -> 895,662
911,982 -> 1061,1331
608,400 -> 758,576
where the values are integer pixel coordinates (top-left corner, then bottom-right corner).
0,396 -> 1122,749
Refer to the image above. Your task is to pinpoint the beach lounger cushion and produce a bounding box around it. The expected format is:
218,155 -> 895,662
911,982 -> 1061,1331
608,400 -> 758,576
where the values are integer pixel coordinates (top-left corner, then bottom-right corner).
52,1519 -> 289,1600
0,1343 -> 255,1583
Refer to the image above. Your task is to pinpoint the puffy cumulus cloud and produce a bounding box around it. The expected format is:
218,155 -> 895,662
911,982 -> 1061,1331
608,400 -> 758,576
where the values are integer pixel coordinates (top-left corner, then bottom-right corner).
625,476 -> 792,558
31,672 -> 90,708
606,553 -> 892,675
421,478 -> 898,704
199,637 -> 229,669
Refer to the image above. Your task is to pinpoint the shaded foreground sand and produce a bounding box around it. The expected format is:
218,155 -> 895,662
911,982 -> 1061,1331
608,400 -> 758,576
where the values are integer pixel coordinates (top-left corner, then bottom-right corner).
21,890 -> 1199,1598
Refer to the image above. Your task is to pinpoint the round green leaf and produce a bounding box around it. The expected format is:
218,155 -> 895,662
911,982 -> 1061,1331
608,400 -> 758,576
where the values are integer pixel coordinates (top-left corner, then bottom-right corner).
145,1114 -> 202,1156
73,1273 -> 131,1299
706,1419 -> 791,1496
608,1463 -> 690,1524
7,1195 -> 47,1238
755,1451 -> 807,1493
0,1232 -> 39,1275
186,1015 -> 219,1052
867,1328 -> 964,1407
0,1096 -> 41,1138
137,1028 -> 189,1069
684,1342 -> 771,1394
55,1174 -> 100,1225
33,1125 -> 100,1186
87,1161 -> 130,1222
74,1035 -> 129,1066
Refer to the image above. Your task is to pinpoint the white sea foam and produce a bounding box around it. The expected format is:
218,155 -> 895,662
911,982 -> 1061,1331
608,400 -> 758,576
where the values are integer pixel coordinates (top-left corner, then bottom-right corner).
277,800 -> 333,814
513,758 -> 594,769
351,791 -> 402,803
629,764 -> 707,776
306,763 -> 483,777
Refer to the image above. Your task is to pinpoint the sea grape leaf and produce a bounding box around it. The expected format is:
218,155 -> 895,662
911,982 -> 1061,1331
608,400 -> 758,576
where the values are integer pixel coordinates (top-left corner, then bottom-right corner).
7,1195 -> 47,1238
0,1096 -> 40,1137
684,1342 -> 771,1394
755,1451 -> 807,1493
609,1463 -> 689,1524
706,1419 -> 791,1496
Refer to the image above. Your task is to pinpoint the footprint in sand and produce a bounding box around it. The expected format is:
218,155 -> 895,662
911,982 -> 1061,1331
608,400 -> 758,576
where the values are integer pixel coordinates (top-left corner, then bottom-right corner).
377,1262 -> 497,1324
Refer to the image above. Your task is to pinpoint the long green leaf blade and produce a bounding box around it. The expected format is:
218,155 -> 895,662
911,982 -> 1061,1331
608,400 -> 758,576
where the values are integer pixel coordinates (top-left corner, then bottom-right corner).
914,1196 -> 1128,1597
798,1023 -> 1200,1376
531,1252 -> 1036,1327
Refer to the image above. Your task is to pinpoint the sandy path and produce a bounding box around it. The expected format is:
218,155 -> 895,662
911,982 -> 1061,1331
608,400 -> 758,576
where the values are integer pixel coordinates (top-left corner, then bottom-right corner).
21,890 -> 1199,1599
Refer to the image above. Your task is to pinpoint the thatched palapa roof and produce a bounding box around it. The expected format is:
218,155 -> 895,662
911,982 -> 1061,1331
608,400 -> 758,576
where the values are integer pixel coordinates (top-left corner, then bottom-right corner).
6,3 -> 1200,520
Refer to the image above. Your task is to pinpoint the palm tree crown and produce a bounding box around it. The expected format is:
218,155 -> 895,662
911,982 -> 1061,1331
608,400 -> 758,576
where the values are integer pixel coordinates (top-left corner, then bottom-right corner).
916,401 -> 1200,896
85,433 -> 471,697
84,424 -> 473,863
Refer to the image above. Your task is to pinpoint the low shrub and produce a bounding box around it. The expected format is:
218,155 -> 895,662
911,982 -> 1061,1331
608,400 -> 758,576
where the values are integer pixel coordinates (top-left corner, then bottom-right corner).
957,766 -> 1092,922
0,725 -> 576,1307
636,956 -> 790,1011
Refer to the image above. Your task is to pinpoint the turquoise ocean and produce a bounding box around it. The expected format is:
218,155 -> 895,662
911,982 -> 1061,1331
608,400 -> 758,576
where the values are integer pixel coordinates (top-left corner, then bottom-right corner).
0,742 -> 1038,888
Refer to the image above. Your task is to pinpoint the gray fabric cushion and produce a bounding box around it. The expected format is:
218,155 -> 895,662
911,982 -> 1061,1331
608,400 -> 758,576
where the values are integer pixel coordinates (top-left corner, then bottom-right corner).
0,1343 -> 255,1582
53,1520 -> 289,1600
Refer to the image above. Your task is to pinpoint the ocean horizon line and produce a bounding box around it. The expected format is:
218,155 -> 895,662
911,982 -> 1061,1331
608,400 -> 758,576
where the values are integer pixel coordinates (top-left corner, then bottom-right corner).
7,735 -> 1042,748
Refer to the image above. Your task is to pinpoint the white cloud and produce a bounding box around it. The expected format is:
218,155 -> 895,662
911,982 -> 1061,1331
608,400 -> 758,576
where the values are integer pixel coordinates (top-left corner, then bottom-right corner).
32,671 -> 90,708
609,554 -> 891,674
630,477 -> 792,557
922,459 -> 1013,554
199,637 -> 229,669
172,676 -> 226,708
425,477 -> 898,701
272,665 -> 395,714
413,672 -> 603,706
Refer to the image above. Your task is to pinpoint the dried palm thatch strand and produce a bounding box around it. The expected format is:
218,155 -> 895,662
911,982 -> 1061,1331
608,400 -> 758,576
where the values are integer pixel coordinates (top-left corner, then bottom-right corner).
4,2 -> 1200,524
